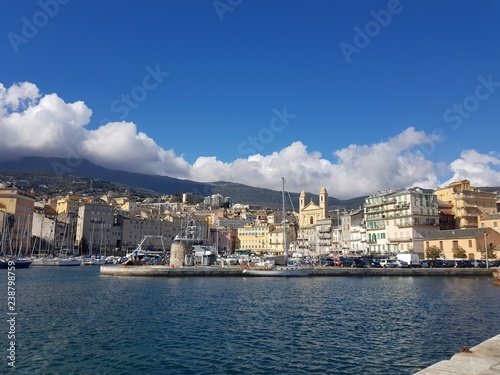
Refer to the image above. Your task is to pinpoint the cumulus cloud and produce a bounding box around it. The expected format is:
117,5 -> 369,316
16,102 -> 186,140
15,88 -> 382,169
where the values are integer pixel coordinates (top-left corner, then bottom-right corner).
1,81 -> 495,200
189,129 -> 442,199
0,81 -> 190,176
443,150 -> 500,187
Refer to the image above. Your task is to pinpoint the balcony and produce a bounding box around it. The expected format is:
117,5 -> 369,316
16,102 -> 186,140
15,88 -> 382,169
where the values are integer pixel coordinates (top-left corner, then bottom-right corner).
388,237 -> 412,242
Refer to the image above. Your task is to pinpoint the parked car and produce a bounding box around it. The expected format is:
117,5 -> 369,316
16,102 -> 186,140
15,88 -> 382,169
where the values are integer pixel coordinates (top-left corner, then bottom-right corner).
420,260 -> 429,268
340,258 -> 355,267
332,259 -> 342,267
427,259 -> 448,268
351,258 -> 366,268
366,259 -> 382,268
449,260 -> 473,268
380,259 -> 397,268
317,258 -> 334,267
471,260 -> 486,268
395,260 -> 409,268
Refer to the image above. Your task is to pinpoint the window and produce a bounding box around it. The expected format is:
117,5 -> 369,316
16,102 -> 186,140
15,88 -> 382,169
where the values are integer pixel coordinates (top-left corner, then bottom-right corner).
468,240 -> 472,248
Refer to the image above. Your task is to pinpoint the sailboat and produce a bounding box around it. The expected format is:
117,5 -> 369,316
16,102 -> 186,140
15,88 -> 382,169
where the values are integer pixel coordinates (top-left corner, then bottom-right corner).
0,215 -> 32,269
242,177 -> 313,277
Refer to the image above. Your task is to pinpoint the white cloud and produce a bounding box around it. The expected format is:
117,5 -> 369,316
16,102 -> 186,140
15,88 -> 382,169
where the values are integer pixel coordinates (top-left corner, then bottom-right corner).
1,81 -> 496,200
443,150 -> 500,187
0,82 -> 190,176
189,128 -> 442,199
0,81 -> 40,113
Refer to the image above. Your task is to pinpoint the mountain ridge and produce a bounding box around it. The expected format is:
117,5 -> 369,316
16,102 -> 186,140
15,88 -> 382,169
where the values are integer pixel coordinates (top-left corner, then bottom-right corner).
0,156 -> 366,209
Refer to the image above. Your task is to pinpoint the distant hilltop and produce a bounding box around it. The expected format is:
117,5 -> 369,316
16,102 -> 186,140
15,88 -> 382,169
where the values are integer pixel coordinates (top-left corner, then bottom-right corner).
0,156 -> 366,210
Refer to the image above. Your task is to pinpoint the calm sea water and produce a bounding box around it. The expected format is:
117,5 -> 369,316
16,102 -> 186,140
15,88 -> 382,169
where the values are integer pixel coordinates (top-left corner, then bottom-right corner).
1,266 -> 499,374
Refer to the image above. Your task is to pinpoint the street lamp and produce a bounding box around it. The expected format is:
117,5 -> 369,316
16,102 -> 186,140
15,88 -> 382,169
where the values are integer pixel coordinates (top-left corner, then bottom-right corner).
484,231 -> 489,269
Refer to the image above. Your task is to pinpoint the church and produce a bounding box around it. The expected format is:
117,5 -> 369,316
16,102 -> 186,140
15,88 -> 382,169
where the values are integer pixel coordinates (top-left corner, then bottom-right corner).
298,186 -> 328,228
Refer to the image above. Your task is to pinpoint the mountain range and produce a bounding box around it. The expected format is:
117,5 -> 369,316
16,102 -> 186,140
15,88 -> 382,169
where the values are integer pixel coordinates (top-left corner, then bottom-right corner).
0,156 -> 366,210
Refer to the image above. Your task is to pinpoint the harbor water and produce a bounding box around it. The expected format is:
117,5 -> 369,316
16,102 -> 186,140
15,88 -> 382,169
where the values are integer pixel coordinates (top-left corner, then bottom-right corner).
1,266 -> 499,374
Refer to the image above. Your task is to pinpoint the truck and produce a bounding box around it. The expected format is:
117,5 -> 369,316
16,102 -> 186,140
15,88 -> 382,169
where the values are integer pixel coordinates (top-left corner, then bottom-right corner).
396,253 -> 421,268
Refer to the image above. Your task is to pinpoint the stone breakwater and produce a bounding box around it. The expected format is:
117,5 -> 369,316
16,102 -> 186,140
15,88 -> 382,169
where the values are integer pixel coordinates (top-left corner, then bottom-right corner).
415,333 -> 500,374
100,265 -> 497,277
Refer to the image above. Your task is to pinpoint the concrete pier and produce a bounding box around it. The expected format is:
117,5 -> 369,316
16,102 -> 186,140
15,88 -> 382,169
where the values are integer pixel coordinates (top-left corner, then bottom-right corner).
415,334 -> 500,374
100,265 -> 244,277
493,269 -> 500,286
100,264 -> 496,277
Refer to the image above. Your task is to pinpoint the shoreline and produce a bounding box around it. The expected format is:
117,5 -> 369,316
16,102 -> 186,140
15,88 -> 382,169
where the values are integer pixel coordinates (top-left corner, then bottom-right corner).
99,264 -> 497,277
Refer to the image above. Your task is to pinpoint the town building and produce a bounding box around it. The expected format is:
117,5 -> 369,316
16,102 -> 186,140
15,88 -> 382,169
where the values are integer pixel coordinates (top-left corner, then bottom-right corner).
75,202 -> 117,254
237,223 -> 273,254
480,213 -> 500,234
364,187 -> 440,257
434,180 -> 497,229
0,186 -> 36,252
56,195 -> 84,216
118,215 -> 180,251
315,218 -> 335,256
340,209 -> 367,255
423,227 -> 500,260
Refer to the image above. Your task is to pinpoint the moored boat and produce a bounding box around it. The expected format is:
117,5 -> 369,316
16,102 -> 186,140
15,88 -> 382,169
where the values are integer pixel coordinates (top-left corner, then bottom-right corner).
242,177 -> 312,277
0,258 -> 32,268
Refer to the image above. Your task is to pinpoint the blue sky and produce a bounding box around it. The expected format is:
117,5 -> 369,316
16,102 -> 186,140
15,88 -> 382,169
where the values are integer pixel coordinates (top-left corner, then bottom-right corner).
1,0 -> 500,199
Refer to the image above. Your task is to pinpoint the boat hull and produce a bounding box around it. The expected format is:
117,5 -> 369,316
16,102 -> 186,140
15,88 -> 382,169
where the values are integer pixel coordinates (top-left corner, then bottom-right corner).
58,259 -> 82,266
31,258 -> 58,266
0,259 -> 32,268
242,266 -> 312,277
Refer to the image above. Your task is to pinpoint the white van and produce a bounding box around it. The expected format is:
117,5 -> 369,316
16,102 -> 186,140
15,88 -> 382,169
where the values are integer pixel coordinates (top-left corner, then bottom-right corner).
396,253 -> 421,268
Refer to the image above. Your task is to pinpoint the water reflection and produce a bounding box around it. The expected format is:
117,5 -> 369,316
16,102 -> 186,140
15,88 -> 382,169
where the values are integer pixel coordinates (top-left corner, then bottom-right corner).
3,267 -> 498,375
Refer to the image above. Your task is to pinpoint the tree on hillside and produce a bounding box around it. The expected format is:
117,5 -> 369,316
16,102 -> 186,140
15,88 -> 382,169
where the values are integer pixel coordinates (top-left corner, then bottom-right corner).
452,246 -> 467,259
425,245 -> 441,260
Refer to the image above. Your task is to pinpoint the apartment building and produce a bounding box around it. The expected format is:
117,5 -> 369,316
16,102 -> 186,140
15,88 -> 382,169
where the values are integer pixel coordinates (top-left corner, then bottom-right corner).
119,215 -> 181,251
479,213 -> 500,234
0,186 -> 36,252
75,202 -> 117,253
340,209 -> 367,255
434,180 -> 497,229
315,218 -> 334,256
237,223 -> 274,253
56,195 -> 84,216
364,187 -> 440,257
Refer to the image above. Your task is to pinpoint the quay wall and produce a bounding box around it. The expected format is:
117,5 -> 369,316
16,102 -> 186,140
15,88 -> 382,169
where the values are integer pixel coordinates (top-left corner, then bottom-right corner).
100,265 -> 496,277
415,333 -> 500,374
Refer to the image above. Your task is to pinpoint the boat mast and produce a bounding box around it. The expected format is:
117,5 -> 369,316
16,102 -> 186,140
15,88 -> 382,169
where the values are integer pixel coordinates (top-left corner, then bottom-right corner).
282,177 -> 286,258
